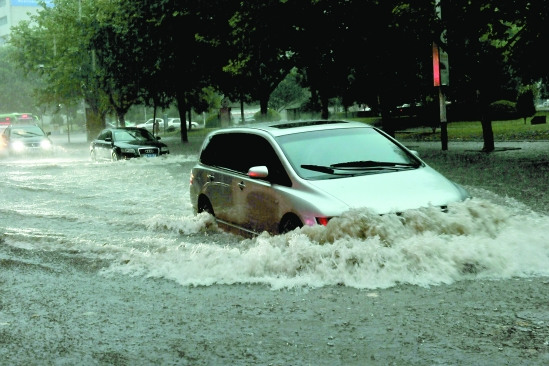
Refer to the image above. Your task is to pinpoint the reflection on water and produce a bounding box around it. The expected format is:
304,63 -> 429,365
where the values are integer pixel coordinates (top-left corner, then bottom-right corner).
1,153 -> 548,290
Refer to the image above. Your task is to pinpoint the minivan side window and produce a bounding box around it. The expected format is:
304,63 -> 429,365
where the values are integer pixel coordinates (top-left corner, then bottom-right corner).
200,134 -> 234,168
240,134 -> 292,186
200,133 -> 291,187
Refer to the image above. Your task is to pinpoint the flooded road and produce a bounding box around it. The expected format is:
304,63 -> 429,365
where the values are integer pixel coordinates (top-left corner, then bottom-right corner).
1,134 -> 548,365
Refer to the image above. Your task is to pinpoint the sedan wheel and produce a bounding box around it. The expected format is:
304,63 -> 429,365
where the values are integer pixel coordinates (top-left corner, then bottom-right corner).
111,150 -> 119,161
90,149 -> 97,162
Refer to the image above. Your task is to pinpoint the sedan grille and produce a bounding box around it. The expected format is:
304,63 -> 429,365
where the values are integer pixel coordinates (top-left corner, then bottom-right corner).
138,147 -> 160,156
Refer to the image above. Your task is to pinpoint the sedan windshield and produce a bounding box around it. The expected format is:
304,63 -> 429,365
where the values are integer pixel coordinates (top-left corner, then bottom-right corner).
10,126 -> 45,138
113,129 -> 155,142
276,127 -> 421,180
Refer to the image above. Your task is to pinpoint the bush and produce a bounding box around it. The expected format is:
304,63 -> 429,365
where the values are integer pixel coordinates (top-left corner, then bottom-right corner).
206,114 -> 221,128
253,108 -> 281,122
516,89 -> 536,121
489,100 -> 518,120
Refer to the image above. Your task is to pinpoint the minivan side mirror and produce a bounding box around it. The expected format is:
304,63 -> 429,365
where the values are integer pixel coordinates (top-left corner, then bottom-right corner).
248,166 -> 269,179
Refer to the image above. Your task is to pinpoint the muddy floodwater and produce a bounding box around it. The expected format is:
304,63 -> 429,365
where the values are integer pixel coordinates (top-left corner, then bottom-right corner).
1,134 -> 548,365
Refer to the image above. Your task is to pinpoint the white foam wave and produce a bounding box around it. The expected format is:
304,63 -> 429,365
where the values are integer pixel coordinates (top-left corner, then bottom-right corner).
102,199 -> 549,289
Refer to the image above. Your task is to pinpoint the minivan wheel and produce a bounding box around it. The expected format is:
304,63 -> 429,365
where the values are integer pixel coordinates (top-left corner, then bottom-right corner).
197,197 -> 214,216
279,214 -> 303,234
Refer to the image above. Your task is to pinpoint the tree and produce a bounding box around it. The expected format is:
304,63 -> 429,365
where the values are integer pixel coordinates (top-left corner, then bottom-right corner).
442,0 -> 519,151
9,0 -> 111,141
8,0 -> 547,151
504,0 -> 549,87
117,0 -> 232,142
0,46 -> 39,113
287,0 -> 436,130
516,87 -> 536,124
221,0 -> 295,118
90,0 -> 142,127
269,68 -> 308,112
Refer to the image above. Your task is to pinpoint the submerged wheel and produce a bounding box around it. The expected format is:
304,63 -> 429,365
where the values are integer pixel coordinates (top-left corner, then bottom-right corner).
279,214 -> 303,234
197,197 -> 214,216
90,149 -> 97,162
111,150 -> 119,161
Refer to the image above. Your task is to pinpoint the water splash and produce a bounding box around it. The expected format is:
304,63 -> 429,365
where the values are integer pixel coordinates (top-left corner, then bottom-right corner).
103,198 -> 549,290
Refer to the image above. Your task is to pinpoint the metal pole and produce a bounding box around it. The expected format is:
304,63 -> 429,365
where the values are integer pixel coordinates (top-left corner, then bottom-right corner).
439,87 -> 448,150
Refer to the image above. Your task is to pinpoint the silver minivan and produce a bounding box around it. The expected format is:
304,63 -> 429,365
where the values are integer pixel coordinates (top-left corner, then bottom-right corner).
189,120 -> 470,236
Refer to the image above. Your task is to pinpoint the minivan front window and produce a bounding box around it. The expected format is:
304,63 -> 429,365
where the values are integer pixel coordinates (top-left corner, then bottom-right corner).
276,127 -> 421,180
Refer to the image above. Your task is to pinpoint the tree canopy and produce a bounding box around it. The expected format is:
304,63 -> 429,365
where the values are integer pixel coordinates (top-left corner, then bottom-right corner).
6,0 -> 549,149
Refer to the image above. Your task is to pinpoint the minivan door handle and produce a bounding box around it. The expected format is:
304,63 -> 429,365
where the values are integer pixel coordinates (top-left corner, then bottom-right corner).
238,181 -> 246,190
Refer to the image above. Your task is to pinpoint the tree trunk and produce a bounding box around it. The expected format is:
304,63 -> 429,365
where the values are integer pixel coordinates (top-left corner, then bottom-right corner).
259,97 -> 269,120
378,95 -> 395,138
116,111 -> 126,127
320,94 -> 329,120
85,107 -> 103,142
176,93 -> 188,143
480,115 -> 494,152
187,110 -> 192,131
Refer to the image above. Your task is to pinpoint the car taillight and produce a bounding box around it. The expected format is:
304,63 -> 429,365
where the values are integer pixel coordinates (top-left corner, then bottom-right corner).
189,172 -> 194,185
316,217 -> 331,226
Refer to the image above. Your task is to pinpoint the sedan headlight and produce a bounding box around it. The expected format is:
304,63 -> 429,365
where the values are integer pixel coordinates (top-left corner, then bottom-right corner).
121,148 -> 137,154
12,140 -> 25,152
40,139 -> 52,150
161,146 -> 169,153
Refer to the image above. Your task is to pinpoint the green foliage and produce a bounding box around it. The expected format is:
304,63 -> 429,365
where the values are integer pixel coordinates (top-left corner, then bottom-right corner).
489,100 -> 517,120
8,0 -> 112,139
0,46 -> 38,113
395,115 -> 549,142
50,113 -> 64,126
5,0 -> 549,147
269,69 -> 309,112
253,108 -> 281,122
516,88 -> 537,120
206,113 -> 221,128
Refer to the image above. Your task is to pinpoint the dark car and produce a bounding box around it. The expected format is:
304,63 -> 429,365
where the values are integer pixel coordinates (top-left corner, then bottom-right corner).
0,124 -> 53,157
90,127 -> 169,161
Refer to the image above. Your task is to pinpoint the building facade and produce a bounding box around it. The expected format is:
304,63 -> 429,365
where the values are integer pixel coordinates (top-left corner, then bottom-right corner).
0,0 -> 53,46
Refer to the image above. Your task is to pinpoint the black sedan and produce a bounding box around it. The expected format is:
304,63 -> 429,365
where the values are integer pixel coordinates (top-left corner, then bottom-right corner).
0,124 -> 53,157
90,127 -> 170,161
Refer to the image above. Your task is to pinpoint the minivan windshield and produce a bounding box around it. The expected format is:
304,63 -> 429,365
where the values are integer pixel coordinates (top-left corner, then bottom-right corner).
276,127 -> 421,180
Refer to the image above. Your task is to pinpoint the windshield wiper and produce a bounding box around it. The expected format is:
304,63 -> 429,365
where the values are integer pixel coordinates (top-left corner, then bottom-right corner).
330,160 -> 419,170
301,164 -> 335,174
301,164 -> 360,176
301,161 -> 419,175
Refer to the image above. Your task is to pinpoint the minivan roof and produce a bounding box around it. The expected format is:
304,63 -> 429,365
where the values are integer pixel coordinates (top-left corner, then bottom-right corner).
215,120 -> 371,137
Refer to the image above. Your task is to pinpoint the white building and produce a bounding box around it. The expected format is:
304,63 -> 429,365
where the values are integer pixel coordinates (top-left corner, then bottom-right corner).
0,0 -> 52,46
